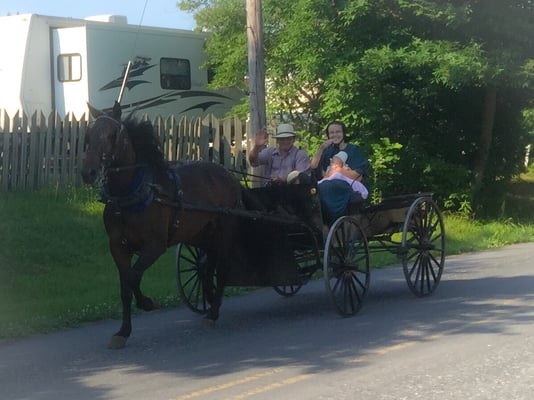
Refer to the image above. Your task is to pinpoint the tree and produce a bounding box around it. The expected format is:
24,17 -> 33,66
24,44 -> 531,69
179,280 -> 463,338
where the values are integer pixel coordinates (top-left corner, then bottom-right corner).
179,0 -> 534,215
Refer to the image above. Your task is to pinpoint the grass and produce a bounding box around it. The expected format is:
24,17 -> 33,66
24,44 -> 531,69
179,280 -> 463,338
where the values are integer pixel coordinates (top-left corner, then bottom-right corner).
1,172 -> 534,341
0,188 -> 180,339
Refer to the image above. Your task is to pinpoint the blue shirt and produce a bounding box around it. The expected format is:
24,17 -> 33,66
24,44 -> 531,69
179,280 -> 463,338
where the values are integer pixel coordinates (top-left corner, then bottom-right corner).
252,145 -> 311,182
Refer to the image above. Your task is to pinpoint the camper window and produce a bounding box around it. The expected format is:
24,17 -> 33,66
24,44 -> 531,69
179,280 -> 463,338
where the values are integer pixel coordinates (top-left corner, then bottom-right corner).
57,53 -> 82,82
160,58 -> 191,90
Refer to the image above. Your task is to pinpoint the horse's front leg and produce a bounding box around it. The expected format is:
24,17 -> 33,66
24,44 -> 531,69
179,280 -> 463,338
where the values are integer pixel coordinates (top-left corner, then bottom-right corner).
108,244 -> 135,349
108,242 -> 165,349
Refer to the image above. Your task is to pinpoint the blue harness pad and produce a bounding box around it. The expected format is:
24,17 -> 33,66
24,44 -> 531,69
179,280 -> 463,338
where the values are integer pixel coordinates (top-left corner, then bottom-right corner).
100,168 -> 154,212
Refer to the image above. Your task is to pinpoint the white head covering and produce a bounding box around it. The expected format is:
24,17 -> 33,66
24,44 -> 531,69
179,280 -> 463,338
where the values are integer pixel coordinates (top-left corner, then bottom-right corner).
332,151 -> 348,165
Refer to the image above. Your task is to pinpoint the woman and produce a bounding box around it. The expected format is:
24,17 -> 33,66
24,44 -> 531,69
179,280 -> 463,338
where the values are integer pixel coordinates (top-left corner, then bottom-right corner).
311,121 -> 370,223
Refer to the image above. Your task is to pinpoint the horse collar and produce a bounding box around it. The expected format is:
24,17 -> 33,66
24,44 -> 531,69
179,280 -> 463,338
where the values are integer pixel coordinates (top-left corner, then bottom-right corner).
100,167 -> 155,212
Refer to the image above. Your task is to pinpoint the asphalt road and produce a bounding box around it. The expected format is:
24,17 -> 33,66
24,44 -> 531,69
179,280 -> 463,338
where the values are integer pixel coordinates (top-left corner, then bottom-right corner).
1,242 -> 534,400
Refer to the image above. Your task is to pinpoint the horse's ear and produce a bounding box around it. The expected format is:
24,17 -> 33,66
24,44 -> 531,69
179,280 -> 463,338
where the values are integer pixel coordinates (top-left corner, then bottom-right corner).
87,102 -> 103,119
112,101 -> 122,120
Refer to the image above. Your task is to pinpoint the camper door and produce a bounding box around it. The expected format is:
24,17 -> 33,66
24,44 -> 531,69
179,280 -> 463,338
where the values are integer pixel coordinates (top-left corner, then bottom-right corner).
52,27 -> 89,118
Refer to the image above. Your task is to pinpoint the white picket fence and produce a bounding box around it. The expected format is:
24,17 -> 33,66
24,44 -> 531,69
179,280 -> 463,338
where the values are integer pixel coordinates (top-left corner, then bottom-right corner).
0,110 -> 251,191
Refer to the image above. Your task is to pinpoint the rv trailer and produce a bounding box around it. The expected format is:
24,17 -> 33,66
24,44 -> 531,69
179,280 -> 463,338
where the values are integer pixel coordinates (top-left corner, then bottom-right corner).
0,13 -> 242,119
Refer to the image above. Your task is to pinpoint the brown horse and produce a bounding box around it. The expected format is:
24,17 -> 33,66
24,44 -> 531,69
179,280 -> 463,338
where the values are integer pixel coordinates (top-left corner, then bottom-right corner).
81,103 -> 243,349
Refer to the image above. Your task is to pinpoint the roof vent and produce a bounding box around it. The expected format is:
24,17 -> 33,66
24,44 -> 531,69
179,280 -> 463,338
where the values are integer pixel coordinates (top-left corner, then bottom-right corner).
84,15 -> 128,24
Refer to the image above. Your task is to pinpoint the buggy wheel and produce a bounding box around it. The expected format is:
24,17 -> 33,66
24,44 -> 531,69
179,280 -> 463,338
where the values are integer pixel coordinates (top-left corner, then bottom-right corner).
273,284 -> 302,297
324,216 -> 370,317
401,197 -> 446,297
273,226 -> 321,297
176,243 -> 215,314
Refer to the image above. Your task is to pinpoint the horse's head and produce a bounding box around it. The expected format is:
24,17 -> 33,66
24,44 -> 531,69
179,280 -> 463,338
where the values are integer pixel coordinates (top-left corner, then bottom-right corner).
81,102 -> 124,184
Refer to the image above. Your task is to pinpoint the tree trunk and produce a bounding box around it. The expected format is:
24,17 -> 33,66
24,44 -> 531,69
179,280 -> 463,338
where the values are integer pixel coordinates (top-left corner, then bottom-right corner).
471,86 -> 497,200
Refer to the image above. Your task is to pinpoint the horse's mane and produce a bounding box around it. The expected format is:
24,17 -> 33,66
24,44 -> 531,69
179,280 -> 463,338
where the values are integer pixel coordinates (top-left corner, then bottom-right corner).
123,117 -> 168,173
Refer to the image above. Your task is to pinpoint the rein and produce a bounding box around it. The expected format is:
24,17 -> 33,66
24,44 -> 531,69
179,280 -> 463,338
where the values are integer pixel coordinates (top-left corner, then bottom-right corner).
106,163 -> 147,174
227,168 -> 272,185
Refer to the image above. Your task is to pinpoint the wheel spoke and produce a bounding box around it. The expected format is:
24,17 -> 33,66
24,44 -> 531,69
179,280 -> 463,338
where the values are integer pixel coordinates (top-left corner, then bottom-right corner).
407,251 -> 422,278
426,256 -> 438,282
419,257 -> 428,293
176,244 -> 211,314
352,271 -> 367,292
349,274 -> 363,302
428,251 -> 443,270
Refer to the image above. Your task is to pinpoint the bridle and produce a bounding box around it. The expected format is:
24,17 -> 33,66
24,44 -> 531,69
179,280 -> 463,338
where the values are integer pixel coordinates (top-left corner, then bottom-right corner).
90,114 -> 154,210
91,115 -> 141,174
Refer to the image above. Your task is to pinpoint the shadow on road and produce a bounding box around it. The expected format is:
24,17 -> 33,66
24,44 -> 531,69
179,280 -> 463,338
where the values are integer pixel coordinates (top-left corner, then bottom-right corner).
2,243 -> 534,400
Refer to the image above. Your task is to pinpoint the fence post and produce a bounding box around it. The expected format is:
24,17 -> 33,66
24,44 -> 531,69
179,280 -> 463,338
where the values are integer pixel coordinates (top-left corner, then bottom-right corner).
75,113 -> 88,187
1,110 -> 11,191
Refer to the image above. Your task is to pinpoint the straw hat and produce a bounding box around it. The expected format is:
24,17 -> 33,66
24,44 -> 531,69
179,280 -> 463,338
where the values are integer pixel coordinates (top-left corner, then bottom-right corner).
286,170 -> 301,184
273,123 -> 297,138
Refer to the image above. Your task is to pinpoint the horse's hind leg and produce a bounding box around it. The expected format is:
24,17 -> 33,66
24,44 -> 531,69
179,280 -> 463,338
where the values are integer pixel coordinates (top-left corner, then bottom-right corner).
201,253 -> 217,325
203,257 -> 228,326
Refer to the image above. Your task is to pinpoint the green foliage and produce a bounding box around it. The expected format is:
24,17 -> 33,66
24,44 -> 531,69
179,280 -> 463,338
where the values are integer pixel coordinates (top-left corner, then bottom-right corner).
180,0 -> 249,90
444,192 -> 473,218
522,107 -> 534,132
367,138 -> 403,203
179,0 -> 534,217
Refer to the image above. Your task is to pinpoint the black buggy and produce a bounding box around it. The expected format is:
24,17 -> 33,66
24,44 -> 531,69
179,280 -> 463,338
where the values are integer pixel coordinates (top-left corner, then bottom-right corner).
176,182 -> 445,317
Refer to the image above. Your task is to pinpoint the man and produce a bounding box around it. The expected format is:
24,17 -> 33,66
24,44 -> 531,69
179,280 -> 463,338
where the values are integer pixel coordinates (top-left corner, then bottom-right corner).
248,123 -> 311,185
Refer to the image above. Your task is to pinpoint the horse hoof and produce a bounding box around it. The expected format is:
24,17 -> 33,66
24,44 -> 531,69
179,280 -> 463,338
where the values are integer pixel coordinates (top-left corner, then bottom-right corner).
202,318 -> 216,329
108,335 -> 127,349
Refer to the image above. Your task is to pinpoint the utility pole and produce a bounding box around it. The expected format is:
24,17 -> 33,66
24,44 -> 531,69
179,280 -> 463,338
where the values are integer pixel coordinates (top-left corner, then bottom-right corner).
246,0 -> 267,144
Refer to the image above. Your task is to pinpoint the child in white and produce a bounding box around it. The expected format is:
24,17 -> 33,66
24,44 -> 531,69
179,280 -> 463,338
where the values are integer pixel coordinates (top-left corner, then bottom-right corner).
318,151 -> 368,199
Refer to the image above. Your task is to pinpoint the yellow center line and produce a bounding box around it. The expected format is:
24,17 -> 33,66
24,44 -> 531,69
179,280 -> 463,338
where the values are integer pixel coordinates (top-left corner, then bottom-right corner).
374,341 -> 417,355
170,315 -> 508,400
350,341 -> 417,363
350,324 -> 488,364
223,374 -> 314,400
170,368 -> 284,400
471,318 -> 492,325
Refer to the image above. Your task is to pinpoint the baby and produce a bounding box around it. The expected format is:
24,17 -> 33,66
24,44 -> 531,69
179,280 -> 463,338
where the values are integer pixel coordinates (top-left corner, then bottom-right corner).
318,151 -> 368,199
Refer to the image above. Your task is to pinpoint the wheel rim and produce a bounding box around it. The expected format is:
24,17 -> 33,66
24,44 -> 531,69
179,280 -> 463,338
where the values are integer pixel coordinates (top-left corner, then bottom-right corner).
324,216 -> 370,316
176,243 -> 213,314
401,197 -> 446,297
